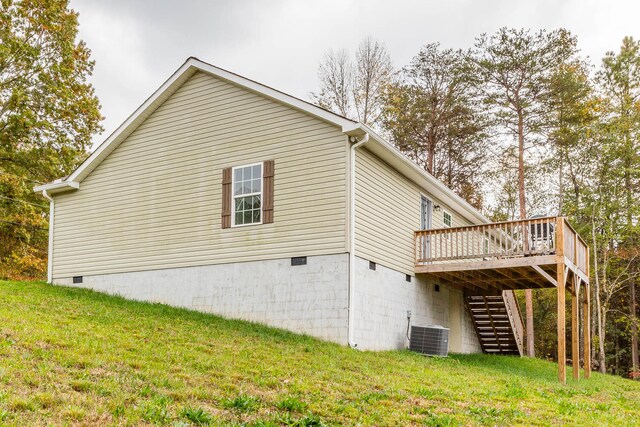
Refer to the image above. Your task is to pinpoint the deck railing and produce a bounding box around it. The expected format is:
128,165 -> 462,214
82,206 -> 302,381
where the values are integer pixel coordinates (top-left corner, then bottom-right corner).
415,216 -> 589,276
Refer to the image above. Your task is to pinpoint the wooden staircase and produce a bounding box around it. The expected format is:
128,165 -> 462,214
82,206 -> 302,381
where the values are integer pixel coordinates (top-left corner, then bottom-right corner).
465,291 -> 524,356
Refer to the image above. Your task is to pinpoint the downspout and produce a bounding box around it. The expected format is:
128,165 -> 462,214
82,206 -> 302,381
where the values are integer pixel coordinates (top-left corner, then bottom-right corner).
348,132 -> 369,348
42,190 -> 54,284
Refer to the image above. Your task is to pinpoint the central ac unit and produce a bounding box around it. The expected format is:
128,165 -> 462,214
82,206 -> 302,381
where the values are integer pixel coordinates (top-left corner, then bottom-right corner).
409,325 -> 449,357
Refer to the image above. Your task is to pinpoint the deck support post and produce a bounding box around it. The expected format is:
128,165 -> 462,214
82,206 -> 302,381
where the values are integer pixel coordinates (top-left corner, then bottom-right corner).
583,280 -> 591,379
557,265 -> 566,384
414,216 -> 591,383
572,275 -> 580,380
556,217 -> 567,384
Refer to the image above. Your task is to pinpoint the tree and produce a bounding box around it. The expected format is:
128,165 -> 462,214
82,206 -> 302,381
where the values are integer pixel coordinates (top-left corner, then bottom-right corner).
312,49 -> 353,118
582,139 -> 638,374
382,44 -> 487,208
541,63 -> 601,368
557,37 -> 640,375
312,37 -> 392,127
0,0 -> 102,279
470,28 -> 580,357
543,60 -> 597,215
353,37 -> 393,126
597,36 -> 640,377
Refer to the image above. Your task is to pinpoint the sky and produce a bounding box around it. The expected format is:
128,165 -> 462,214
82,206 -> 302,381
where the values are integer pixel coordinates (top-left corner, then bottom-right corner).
69,0 -> 640,148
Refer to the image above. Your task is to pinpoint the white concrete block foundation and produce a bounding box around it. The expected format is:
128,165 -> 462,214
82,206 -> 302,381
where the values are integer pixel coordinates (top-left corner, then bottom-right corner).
55,254 -> 350,344
351,256 -> 482,353
54,253 -> 481,353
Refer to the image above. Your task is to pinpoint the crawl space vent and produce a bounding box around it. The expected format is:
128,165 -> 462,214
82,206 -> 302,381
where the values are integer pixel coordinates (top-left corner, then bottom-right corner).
409,325 -> 449,357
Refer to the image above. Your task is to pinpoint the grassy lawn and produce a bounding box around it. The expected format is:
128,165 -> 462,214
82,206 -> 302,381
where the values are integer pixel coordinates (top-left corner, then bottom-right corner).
0,281 -> 639,426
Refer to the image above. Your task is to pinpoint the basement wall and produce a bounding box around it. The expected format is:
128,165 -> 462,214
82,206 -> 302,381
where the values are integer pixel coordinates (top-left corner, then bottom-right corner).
54,252 -> 481,353
352,256 -> 482,353
54,253 -> 350,345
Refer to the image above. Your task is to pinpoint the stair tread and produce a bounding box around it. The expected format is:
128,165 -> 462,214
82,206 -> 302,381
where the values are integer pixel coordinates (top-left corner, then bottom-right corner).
466,295 -> 523,356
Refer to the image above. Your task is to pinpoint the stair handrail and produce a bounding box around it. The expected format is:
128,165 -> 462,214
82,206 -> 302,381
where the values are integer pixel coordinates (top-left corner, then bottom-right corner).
502,290 -> 524,356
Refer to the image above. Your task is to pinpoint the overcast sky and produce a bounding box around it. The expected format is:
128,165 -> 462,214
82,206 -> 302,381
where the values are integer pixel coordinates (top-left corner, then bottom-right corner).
70,0 -> 640,147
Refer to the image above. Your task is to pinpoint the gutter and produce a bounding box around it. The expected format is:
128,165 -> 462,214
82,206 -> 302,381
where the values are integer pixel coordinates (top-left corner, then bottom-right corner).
41,190 -> 54,284
347,131 -> 369,348
34,180 -> 79,193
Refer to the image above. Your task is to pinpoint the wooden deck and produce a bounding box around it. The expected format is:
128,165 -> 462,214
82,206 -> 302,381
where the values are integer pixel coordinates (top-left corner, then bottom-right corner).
415,216 -> 588,291
414,216 -> 591,383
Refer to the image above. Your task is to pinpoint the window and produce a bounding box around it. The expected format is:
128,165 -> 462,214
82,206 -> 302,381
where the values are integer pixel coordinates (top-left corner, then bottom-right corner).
232,163 -> 262,226
443,210 -> 452,240
222,160 -> 273,229
443,210 -> 452,227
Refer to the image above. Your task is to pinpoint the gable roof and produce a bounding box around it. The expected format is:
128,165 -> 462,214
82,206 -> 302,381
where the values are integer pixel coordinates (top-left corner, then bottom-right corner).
34,57 -> 489,225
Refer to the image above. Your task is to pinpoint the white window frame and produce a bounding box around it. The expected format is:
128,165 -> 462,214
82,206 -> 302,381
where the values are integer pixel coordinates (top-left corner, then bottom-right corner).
231,162 -> 263,227
443,210 -> 453,228
442,209 -> 453,240
483,236 -> 491,256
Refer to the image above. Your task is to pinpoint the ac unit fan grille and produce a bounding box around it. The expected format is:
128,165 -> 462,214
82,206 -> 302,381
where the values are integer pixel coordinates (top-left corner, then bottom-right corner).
409,325 -> 449,357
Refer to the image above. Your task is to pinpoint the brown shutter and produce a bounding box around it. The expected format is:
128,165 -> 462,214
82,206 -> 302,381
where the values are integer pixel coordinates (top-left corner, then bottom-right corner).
263,160 -> 275,224
221,167 -> 232,229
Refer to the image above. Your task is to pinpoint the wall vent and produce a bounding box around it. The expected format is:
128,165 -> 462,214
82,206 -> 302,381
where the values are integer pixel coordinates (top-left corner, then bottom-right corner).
291,256 -> 307,266
409,325 -> 449,357
369,261 -> 376,271
406,274 -> 411,282
434,284 -> 440,292
72,276 -> 83,284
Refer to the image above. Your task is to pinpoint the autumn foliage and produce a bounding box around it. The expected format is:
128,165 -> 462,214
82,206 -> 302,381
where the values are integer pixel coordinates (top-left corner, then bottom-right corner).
0,0 -> 102,279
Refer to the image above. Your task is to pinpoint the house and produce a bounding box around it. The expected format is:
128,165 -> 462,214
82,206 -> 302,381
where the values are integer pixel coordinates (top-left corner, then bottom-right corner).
35,58 -> 591,381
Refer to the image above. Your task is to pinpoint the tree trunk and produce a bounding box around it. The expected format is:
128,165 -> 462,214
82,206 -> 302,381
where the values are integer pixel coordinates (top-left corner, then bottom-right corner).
621,87 -> 638,378
558,148 -> 564,215
624,153 -> 638,377
517,109 -> 534,358
427,131 -> 435,174
517,113 -> 527,221
615,334 -> 620,374
525,289 -> 534,356
592,216 -> 606,373
592,281 -> 597,370
597,294 -> 607,373
631,280 -> 639,377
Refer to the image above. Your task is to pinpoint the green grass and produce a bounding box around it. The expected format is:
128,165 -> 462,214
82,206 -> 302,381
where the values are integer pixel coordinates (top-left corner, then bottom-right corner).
0,281 -> 639,426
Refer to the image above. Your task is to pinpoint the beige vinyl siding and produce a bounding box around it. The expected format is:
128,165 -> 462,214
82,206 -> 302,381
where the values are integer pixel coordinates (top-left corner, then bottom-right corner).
52,71 -> 348,278
354,148 -> 471,275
